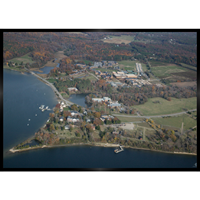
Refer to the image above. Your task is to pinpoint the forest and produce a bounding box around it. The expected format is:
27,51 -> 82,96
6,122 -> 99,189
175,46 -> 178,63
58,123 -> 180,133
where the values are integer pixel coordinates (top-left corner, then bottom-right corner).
3,32 -> 197,68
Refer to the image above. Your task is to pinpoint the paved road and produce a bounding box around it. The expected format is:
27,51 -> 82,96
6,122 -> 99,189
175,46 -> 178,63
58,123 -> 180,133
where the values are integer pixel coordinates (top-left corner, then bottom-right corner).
25,68 -> 73,106
113,109 -> 197,119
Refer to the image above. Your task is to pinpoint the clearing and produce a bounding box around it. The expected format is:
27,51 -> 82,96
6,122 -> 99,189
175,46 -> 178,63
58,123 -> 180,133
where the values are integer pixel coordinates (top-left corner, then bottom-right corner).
115,116 -> 145,123
102,35 -> 135,44
170,81 -> 196,88
151,65 -> 190,78
118,60 -> 147,72
42,51 -> 67,68
154,114 -> 197,130
9,53 -> 35,65
132,97 -> 197,116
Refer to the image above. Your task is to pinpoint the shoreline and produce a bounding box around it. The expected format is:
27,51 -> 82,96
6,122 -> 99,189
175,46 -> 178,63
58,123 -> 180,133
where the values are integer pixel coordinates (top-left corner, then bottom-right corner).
9,142 -> 197,156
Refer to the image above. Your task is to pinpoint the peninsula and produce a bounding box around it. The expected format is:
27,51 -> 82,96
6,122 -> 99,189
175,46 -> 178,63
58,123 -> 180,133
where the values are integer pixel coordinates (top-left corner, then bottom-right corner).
3,32 -> 197,156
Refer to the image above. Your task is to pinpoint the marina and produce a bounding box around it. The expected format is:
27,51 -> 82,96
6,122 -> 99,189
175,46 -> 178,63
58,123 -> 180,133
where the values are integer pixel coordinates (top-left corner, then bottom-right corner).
39,105 -> 51,112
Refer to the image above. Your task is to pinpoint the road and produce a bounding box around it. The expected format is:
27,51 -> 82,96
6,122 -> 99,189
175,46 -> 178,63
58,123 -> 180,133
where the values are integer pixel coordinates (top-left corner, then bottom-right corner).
113,109 -> 197,119
25,67 -> 74,106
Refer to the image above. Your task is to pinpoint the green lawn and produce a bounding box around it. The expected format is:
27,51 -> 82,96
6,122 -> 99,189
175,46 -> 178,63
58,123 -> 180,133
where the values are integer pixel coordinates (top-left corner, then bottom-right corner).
110,35 -> 135,41
180,63 -> 197,71
132,97 -> 197,116
154,114 -> 197,130
116,116 -> 145,123
118,60 -> 147,72
61,93 -> 69,98
151,65 -> 190,78
84,75 -> 97,81
47,78 -> 56,83
9,53 -> 35,64
149,60 -> 171,67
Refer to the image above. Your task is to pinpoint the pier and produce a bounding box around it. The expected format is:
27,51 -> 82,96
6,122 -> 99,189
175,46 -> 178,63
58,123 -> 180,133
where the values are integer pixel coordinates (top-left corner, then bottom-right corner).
114,145 -> 124,153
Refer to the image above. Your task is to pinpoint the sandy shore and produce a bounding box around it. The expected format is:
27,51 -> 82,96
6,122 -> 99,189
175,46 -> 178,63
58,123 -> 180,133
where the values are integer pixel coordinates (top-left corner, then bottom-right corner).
9,142 -> 197,156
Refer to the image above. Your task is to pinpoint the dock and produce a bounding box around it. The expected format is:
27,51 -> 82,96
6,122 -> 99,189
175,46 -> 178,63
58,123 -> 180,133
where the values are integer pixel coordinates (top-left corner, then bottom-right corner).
39,105 -> 51,112
114,145 -> 124,153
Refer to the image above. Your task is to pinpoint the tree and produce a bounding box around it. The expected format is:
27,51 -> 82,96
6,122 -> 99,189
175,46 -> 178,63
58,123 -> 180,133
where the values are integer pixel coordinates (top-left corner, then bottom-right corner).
69,125 -> 73,132
49,124 -> 55,132
75,131 -> 80,137
94,112 -> 101,118
168,97 -> 171,101
96,125 -> 100,130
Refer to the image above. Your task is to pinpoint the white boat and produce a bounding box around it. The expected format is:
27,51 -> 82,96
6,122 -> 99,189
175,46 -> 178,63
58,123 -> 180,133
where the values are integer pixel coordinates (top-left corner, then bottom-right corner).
28,119 -> 30,121
27,124 -> 29,126
35,114 -> 37,116
39,105 -> 45,109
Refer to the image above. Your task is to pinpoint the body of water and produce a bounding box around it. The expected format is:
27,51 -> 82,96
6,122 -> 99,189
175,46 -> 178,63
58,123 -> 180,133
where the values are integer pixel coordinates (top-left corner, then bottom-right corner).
3,69 -> 58,157
3,69 -> 197,169
32,62 -> 60,74
69,93 -> 88,107
32,66 -> 55,74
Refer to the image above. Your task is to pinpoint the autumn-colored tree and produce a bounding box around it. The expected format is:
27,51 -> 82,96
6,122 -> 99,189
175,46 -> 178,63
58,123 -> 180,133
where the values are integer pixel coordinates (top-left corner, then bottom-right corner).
71,104 -> 78,111
49,113 -> 55,118
49,124 -> 55,132
63,111 -> 71,117
54,108 -> 59,114
93,118 -> 102,126
94,112 -> 101,118
131,110 -> 134,114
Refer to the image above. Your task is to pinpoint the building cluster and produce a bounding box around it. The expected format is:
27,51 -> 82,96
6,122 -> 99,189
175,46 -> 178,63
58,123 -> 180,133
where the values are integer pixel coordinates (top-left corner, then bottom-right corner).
92,97 -> 122,108
70,69 -> 86,76
100,114 -> 114,122
58,101 -> 67,112
94,70 -> 113,80
113,71 -> 138,79
89,61 -> 118,69
59,110 -> 82,123
68,87 -> 78,92
128,79 -> 152,87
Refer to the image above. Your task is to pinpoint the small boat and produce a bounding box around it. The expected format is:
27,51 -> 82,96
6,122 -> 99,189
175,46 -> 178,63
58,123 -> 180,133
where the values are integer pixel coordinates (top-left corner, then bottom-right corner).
27,124 -> 29,126
35,114 -> 37,116
39,105 -> 45,109
28,119 -> 31,121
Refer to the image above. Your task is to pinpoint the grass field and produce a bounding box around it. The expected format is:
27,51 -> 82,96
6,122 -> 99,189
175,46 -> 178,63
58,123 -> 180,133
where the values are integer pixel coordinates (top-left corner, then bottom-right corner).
151,65 -> 191,78
154,114 -> 197,130
103,35 -> 135,44
9,53 -> 35,64
43,51 -> 67,68
170,81 -> 196,88
118,60 -> 147,72
84,75 -> 98,81
149,60 -> 172,67
115,116 -> 145,123
132,97 -> 197,116
61,92 -> 69,98
180,63 -> 197,71
47,78 -> 56,83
